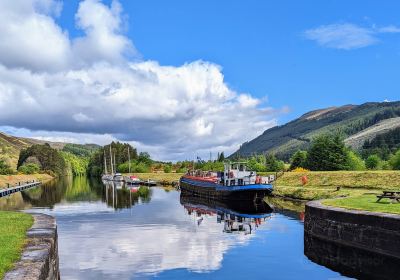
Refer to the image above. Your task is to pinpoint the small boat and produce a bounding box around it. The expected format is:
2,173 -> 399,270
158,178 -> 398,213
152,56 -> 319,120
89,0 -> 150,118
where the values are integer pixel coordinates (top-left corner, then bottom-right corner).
113,173 -> 124,182
140,179 -> 157,186
125,175 -> 142,185
179,162 -> 274,203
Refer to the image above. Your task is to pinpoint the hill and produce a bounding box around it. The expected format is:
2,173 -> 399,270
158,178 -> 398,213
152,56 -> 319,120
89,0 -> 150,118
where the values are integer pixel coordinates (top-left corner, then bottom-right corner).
0,132 -> 100,169
230,101 -> 400,160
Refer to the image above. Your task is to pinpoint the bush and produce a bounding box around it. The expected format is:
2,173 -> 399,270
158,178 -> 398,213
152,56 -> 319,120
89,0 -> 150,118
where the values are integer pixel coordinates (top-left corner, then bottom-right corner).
346,151 -> 365,171
0,160 -> 14,175
389,149 -> 400,170
365,154 -> 381,170
18,163 -> 40,174
163,165 -> 172,173
291,167 -> 310,172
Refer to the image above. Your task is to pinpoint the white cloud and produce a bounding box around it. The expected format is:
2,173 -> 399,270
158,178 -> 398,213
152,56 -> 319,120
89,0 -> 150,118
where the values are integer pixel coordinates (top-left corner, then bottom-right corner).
0,0 -> 279,161
304,23 -> 400,50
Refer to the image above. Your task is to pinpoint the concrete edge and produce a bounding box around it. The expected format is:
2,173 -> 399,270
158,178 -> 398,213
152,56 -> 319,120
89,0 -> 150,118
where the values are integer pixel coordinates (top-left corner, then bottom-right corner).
4,213 -> 60,280
306,199 -> 400,220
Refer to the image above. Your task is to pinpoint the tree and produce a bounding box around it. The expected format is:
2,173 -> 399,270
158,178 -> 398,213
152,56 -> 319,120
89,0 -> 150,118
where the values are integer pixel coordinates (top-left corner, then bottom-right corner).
346,151 -> 365,171
265,153 -> 284,172
365,154 -> 381,170
389,149 -> 400,170
305,134 -> 349,171
290,150 -> 307,170
218,152 -> 225,162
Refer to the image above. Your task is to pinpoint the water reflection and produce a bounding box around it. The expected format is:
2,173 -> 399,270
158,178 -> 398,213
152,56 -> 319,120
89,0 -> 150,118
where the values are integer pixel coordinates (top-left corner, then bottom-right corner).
0,178 -> 348,279
304,233 -> 400,280
180,195 -> 273,234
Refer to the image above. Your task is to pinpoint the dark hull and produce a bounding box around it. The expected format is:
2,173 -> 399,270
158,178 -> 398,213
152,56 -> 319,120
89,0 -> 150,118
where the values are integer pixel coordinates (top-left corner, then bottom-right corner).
179,178 -> 272,203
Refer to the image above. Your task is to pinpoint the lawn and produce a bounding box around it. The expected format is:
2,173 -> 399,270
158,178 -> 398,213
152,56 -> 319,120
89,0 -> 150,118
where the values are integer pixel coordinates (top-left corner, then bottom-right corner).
0,211 -> 33,278
273,171 -> 400,200
323,195 -> 400,215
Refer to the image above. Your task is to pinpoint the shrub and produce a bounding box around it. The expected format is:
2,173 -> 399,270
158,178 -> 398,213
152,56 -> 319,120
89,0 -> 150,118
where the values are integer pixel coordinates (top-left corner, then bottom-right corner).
18,163 -> 40,174
389,149 -> 400,170
0,160 -> 14,175
163,165 -> 172,173
346,151 -> 365,171
291,167 -> 310,173
365,154 -> 381,170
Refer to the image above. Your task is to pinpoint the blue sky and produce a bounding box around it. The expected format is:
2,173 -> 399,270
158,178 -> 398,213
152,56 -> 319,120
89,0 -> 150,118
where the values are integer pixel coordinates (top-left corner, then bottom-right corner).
0,0 -> 399,160
59,0 -> 400,122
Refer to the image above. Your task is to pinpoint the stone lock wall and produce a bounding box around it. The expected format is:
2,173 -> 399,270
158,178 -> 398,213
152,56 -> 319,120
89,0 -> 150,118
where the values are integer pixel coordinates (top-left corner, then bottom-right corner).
4,214 -> 60,280
304,200 -> 400,258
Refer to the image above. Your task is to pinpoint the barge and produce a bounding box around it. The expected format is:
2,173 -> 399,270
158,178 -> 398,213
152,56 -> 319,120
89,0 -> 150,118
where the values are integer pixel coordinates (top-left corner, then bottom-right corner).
180,162 -> 274,203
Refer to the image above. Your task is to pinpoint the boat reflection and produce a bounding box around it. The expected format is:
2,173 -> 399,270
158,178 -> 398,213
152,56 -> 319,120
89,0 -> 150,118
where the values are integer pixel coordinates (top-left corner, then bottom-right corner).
102,180 -> 152,209
304,233 -> 400,280
180,194 -> 273,234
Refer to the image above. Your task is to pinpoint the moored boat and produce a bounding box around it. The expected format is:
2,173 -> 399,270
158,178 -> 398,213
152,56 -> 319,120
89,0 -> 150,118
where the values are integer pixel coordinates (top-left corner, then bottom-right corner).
179,162 -> 274,203
125,175 -> 142,185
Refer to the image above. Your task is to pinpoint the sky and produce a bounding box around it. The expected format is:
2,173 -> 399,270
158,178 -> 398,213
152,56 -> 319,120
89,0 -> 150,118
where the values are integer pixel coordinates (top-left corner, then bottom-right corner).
0,0 -> 399,161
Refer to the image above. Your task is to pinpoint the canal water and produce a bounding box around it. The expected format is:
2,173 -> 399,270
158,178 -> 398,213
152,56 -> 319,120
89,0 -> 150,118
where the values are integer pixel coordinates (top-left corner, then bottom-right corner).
1,177 -> 351,280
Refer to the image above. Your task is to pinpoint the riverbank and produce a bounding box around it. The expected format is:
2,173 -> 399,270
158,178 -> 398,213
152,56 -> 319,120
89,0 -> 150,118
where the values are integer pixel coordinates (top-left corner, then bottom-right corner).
0,174 -> 53,189
126,172 -> 183,184
0,211 -> 33,279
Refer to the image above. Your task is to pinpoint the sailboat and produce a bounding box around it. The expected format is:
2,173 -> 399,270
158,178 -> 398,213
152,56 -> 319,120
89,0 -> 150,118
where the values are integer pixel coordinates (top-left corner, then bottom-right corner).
101,149 -> 113,181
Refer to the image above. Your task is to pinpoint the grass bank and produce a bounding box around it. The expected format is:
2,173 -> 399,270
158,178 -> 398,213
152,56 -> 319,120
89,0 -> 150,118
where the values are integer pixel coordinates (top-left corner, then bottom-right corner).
125,173 -> 183,184
323,195 -> 400,215
0,174 -> 53,189
273,171 -> 400,200
0,211 -> 33,278
275,171 -> 400,214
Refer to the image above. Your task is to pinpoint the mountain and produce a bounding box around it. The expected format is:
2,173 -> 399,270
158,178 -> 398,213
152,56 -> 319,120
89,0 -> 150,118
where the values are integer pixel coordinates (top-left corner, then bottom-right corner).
0,132 -> 100,169
230,101 -> 400,160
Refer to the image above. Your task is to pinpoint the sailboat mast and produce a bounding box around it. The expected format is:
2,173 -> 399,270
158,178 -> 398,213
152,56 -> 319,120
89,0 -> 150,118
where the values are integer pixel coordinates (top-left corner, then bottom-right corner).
110,145 -> 114,174
113,152 -> 116,174
128,146 -> 131,173
104,150 -> 108,174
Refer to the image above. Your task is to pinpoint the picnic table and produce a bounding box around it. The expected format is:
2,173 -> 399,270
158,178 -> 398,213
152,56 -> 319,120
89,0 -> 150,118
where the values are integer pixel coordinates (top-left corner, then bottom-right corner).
376,191 -> 400,203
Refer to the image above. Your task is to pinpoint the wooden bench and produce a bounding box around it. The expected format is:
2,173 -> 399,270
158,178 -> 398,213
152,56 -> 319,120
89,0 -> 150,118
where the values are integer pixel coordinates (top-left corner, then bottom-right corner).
376,191 -> 400,203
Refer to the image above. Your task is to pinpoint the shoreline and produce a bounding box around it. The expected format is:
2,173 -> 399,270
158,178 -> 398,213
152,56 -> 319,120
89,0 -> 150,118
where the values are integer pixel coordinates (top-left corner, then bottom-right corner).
0,174 -> 53,189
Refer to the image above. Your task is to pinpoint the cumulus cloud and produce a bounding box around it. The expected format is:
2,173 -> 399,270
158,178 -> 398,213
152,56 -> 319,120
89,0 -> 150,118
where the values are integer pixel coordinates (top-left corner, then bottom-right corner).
0,0 -> 278,161
304,23 -> 400,50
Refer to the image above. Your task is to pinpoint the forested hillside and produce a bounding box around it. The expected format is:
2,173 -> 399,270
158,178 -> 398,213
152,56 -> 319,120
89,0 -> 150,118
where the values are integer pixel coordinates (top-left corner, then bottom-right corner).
231,101 -> 400,160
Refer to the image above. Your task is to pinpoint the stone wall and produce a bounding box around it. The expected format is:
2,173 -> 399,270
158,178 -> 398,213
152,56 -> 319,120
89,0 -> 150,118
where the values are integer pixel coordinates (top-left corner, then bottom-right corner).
304,200 -> 400,258
4,214 -> 60,280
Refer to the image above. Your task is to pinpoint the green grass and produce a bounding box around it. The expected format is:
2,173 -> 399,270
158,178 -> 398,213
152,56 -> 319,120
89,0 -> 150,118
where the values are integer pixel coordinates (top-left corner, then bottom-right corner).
0,211 -> 33,278
323,195 -> 400,215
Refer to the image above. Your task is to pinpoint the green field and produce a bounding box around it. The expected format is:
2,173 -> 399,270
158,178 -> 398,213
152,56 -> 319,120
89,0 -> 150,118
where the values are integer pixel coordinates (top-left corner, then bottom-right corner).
275,171 -> 400,214
0,211 -> 33,278
323,195 -> 400,215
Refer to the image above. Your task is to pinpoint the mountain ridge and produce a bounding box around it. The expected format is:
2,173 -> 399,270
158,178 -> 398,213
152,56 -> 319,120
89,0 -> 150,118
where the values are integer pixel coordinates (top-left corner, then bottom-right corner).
230,101 -> 400,160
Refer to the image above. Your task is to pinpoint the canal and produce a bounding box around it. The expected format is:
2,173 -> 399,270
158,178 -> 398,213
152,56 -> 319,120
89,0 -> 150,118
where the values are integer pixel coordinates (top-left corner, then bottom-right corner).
1,177 -> 351,279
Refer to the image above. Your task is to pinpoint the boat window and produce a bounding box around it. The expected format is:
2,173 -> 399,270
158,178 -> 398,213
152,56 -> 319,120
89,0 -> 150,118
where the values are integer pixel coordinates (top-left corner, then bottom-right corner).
231,180 -> 235,186
239,164 -> 244,171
